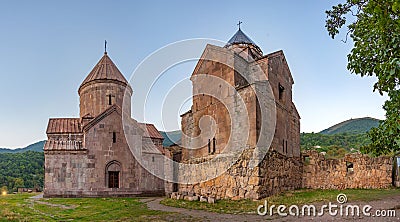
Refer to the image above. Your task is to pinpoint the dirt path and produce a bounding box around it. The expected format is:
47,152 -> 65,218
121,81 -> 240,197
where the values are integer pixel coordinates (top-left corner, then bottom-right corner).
144,194 -> 400,222
143,198 -> 269,222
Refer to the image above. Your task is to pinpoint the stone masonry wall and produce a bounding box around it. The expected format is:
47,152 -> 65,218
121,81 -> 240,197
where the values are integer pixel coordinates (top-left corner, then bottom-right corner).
258,150 -> 303,199
176,149 -> 302,200
302,150 -> 392,189
172,150 -> 393,201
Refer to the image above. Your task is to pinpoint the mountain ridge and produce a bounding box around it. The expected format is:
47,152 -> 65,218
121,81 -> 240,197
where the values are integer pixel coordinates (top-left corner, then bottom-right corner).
0,140 -> 45,153
319,117 -> 380,135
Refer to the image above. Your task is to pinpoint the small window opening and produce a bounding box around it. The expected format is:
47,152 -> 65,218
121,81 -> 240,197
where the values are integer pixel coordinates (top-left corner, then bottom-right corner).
108,95 -> 112,105
279,84 -> 285,100
208,139 -> 211,154
112,132 -> 116,143
152,156 -> 155,162
285,140 -> 288,154
346,162 -> 354,173
282,139 -> 285,153
212,137 -> 216,154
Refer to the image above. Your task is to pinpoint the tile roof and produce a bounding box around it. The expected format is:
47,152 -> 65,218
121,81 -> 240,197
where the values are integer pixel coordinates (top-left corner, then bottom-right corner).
46,112 -> 162,140
79,52 -> 128,90
140,123 -> 164,139
46,118 -> 82,134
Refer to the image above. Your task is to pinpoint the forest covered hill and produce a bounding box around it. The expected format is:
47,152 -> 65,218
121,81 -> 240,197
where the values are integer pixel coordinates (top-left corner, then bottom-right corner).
0,141 -> 45,153
319,117 -> 380,135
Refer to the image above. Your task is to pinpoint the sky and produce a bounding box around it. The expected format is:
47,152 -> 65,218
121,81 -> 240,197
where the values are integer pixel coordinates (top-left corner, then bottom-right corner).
0,0 -> 388,148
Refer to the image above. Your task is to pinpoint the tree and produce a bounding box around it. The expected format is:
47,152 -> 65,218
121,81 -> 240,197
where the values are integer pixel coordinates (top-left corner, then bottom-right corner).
326,0 -> 400,155
13,178 -> 24,190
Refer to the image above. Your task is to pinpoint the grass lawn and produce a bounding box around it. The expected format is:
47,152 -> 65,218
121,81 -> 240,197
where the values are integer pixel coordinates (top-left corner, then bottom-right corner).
0,193 -> 191,222
160,188 -> 400,214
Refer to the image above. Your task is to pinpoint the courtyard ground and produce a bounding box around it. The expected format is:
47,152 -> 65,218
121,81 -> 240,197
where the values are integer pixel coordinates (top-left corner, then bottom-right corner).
0,189 -> 399,221
154,189 -> 400,221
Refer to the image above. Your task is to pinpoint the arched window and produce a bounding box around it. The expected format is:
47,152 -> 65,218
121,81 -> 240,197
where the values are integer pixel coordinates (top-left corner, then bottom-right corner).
106,161 -> 121,188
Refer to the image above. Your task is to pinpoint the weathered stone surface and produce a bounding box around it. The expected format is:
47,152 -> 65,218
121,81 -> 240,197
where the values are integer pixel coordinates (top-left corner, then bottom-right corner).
302,150 -> 392,189
188,195 -> 199,201
200,196 -> 208,202
170,192 -> 177,199
176,149 -> 302,200
208,197 -> 216,204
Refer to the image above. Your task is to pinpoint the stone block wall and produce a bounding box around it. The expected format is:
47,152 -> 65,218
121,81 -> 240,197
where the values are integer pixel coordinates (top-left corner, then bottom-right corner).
258,150 -> 303,198
177,149 -> 303,200
302,150 -> 392,189
172,149 -> 393,201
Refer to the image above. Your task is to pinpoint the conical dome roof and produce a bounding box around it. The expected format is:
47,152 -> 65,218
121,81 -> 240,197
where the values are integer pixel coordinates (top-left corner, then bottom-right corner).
225,28 -> 263,56
79,52 -> 128,91
226,28 -> 257,46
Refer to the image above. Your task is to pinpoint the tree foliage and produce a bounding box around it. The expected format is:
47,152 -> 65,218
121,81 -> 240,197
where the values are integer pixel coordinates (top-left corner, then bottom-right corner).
301,132 -> 371,149
0,151 -> 44,192
301,132 -> 370,158
326,0 -> 400,155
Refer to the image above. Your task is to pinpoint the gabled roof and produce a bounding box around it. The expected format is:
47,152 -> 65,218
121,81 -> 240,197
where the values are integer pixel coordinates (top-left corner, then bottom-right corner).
82,104 -> 122,132
46,118 -> 82,134
266,50 -> 294,84
80,104 -> 164,140
139,123 -> 164,140
79,52 -> 128,90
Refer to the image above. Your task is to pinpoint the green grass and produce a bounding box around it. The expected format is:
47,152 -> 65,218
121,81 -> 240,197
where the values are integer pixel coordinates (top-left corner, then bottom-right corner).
2,189 -> 399,220
0,193 -> 191,222
160,188 -> 400,214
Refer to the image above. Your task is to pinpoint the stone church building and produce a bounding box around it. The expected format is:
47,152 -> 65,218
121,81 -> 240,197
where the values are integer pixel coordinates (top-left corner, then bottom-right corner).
44,51 -> 165,197
181,28 -> 300,159
175,27 -> 302,199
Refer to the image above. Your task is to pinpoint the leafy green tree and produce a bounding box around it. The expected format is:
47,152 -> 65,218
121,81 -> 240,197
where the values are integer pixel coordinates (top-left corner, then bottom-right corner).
13,178 -> 24,190
326,0 -> 400,155
0,151 -> 44,191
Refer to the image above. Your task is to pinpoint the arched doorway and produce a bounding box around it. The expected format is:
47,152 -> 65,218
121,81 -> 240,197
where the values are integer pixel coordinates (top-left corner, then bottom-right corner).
106,161 -> 121,188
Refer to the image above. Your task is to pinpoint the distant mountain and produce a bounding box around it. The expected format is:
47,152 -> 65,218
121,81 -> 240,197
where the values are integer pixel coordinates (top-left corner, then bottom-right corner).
0,140 -> 45,153
160,130 -> 182,147
320,117 -> 380,135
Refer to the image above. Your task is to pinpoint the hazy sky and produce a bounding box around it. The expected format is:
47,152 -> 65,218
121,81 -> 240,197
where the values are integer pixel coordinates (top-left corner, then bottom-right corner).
0,0 -> 387,148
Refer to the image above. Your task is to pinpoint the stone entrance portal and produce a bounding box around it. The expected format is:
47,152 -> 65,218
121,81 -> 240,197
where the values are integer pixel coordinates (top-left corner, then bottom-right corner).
106,161 -> 121,188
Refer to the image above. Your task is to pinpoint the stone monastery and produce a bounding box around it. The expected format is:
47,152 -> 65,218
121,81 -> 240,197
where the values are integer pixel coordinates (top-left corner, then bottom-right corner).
44,26 -> 394,199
